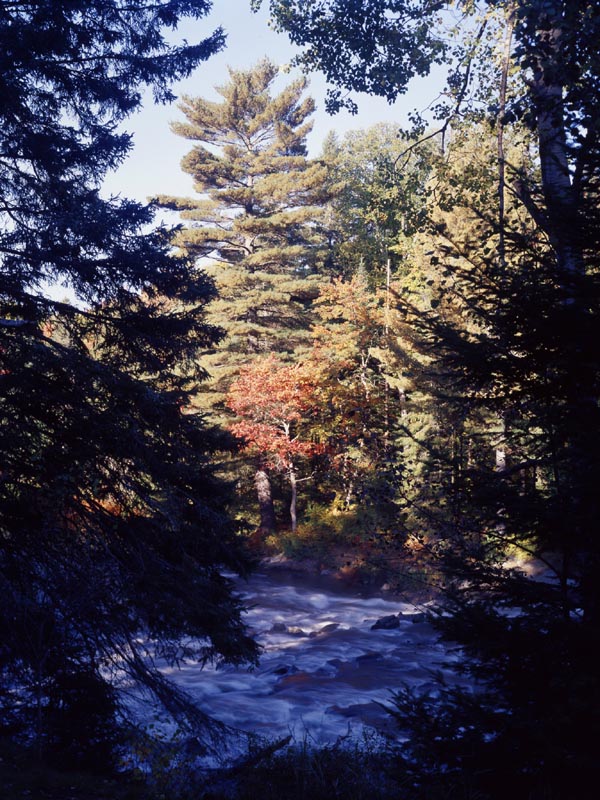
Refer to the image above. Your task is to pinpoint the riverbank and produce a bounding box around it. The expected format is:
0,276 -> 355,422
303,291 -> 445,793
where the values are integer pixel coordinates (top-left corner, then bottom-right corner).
256,551 -> 440,604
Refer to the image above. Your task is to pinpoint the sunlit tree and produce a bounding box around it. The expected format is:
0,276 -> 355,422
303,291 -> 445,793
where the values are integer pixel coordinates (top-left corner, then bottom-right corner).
227,355 -> 324,533
156,59 -> 332,421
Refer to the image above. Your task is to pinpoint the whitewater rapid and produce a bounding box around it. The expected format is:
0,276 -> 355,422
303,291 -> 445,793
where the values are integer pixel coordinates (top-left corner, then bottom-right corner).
158,568 -> 462,745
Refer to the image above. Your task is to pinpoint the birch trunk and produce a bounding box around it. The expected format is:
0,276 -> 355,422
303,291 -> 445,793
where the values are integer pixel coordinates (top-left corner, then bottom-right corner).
255,468 -> 277,534
528,9 -> 583,278
289,464 -> 298,533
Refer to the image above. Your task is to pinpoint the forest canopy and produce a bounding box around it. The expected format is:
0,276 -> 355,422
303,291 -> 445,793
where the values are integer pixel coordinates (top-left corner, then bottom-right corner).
249,1 -> 600,796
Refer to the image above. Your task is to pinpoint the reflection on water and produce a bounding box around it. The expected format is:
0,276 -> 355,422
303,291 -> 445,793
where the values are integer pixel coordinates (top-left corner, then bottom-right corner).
160,569 -> 461,744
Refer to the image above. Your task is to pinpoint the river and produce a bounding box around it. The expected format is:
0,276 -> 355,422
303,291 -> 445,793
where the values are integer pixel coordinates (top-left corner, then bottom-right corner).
157,567 -> 463,747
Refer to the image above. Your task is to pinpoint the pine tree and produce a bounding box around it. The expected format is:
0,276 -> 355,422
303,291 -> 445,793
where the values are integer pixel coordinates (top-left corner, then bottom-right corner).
156,59 -> 331,420
388,119 -> 600,798
0,1 -> 258,766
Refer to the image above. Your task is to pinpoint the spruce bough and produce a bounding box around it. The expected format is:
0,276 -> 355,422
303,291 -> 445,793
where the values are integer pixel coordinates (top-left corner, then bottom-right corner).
0,0 -> 258,767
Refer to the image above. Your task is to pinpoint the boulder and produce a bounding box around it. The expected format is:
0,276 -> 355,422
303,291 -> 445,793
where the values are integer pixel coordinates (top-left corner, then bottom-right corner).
309,622 -> 339,638
287,626 -> 308,637
270,622 -> 287,633
399,612 -> 428,624
370,614 -> 400,630
272,664 -> 299,676
356,651 -> 383,662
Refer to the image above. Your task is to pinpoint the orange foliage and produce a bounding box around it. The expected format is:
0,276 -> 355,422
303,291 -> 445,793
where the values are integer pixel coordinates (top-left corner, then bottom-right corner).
226,354 -> 324,472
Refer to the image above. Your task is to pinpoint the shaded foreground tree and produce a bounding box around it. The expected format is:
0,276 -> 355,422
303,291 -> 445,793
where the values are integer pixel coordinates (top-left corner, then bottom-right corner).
256,1 -> 600,795
384,121 -> 600,797
0,1 -> 258,768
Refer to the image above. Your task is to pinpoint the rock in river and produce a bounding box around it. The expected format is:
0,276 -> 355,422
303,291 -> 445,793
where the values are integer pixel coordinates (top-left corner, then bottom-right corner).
370,614 -> 400,630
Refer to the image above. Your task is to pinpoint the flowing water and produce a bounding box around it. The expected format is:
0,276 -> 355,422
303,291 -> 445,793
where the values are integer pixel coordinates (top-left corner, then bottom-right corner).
158,568 -> 463,746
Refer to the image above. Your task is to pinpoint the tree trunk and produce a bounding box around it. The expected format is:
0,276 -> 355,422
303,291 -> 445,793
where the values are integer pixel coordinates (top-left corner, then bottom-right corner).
288,464 -> 298,533
526,5 -> 600,622
255,468 -> 276,534
528,10 -> 583,278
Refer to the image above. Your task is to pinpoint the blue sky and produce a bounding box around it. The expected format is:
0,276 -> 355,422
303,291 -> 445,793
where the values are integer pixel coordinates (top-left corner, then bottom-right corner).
103,1 -> 445,208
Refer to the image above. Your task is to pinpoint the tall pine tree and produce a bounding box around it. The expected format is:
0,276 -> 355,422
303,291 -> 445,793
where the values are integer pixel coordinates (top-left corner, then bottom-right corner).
156,59 -> 331,421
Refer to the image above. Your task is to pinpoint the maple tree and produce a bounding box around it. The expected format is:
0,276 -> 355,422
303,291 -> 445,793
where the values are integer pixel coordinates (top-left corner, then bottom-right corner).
226,355 -> 323,532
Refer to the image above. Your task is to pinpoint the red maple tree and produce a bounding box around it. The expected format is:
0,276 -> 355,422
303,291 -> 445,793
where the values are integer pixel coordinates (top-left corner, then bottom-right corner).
226,355 -> 323,531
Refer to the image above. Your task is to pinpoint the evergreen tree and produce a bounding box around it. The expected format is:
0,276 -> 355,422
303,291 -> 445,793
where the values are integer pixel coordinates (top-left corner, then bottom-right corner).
0,0 -> 258,766
156,59 -> 331,421
389,119 -> 600,798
